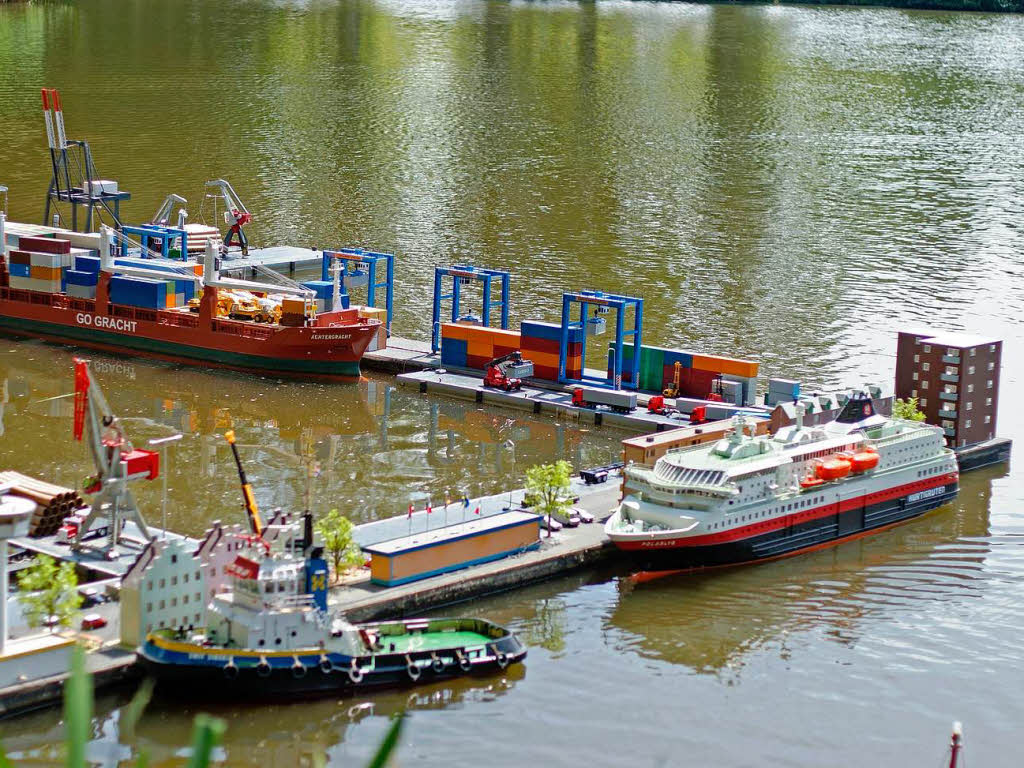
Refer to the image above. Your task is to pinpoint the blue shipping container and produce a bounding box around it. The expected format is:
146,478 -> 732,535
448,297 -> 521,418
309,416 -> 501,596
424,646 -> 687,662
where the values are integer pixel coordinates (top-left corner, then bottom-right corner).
110,276 -> 166,309
75,255 -> 101,273
441,337 -> 468,368
8,263 -> 31,278
65,269 -> 99,287
521,320 -> 583,343
301,280 -> 335,300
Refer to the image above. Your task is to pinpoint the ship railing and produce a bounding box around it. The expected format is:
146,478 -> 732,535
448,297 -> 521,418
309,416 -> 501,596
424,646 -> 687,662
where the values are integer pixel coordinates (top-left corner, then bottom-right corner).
663,442 -> 720,458
630,467 -> 737,497
68,297 -> 96,313
158,310 -> 199,329
212,319 -> 275,340
272,594 -> 317,609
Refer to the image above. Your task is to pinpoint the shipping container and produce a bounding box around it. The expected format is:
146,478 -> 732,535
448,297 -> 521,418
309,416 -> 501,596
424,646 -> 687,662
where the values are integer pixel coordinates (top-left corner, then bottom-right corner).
109,276 -> 167,309
440,337 -> 468,368
18,236 -> 71,255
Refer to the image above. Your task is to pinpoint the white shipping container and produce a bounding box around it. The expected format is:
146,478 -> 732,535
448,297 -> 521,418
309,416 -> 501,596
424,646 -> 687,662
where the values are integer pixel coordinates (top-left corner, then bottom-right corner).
66,284 -> 97,300
8,275 -> 62,293
27,251 -> 64,268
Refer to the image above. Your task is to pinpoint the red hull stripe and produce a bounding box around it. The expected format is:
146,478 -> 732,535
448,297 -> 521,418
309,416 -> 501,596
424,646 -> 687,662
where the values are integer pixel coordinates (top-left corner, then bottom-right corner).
616,471 -> 958,550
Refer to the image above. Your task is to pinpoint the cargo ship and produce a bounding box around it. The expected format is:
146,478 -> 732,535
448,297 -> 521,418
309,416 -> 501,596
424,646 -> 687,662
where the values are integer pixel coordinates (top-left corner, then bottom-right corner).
604,391 -> 959,571
0,218 -> 381,379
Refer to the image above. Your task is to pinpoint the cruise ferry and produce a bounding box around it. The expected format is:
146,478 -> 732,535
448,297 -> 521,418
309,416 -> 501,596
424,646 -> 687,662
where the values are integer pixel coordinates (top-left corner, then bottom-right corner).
604,392 -> 959,570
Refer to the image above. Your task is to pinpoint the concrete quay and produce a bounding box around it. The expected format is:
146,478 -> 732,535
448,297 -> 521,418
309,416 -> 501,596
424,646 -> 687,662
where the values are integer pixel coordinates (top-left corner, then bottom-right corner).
332,484 -> 621,622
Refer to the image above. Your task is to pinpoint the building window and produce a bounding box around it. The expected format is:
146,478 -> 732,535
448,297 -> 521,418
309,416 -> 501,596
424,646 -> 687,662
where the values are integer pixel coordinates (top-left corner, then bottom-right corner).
183,595 -> 189,604
195,592 -> 201,602
965,419 -> 972,428
159,579 -> 165,589
921,381 -> 929,390
171,576 -> 177,586
914,354 -> 920,363
171,554 -> 177,564
920,398 -> 928,407
195,571 -> 201,581
988,361 -> 995,371
146,602 -> 152,612
967,384 -> 973,393
989,344 -> 996,352
966,402 -> 972,411
923,345 -> 931,353
184,573 -> 189,584
969,347 -> 976,357
986,397 -> 992,406
984,415 -> 991,424
912,372 -> 918,381
922,363 -> 930,372
159,600 -> 165,609
987,380 -> 993,389
146,581 -> 152,592
171,598 -> 177,607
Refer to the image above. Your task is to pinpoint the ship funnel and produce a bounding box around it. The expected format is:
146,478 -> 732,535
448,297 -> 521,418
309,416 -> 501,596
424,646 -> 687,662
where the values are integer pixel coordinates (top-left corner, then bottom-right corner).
795,403 -> 805,429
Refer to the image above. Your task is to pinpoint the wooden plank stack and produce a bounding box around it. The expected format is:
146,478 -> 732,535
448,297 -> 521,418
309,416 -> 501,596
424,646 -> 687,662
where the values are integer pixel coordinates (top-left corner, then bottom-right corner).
0,471 -> 83,538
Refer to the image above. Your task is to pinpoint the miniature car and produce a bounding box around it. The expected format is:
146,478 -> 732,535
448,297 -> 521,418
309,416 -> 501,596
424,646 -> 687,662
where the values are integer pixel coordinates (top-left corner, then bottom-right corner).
569,507 -> 595,524
555,509 -> 580,528
81,587 -> 106,607
81,613 -> 107,630
539,516 -> 563,533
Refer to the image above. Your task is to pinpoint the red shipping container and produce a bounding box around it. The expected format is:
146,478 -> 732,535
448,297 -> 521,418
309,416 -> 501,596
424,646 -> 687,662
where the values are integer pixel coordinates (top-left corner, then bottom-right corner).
8,250 -> 32,265
673,367 -> 719,399
520,336 -> 582,357
18,236 -> 71,255
465,354 -> 490,370
122,449 -> 159,480
531,364 -> 561,381
493,345 -> 519,359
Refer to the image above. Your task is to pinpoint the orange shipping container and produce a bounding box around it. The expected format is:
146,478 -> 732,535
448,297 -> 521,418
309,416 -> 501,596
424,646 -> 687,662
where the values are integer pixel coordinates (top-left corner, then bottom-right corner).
464,326 -> 521,345
525,349 -> 582,370
467,339 -> 495,358
440,322 -> 473,341
691,353 -> 759,379
29,265 -> 62,281
281,298 -> 305,315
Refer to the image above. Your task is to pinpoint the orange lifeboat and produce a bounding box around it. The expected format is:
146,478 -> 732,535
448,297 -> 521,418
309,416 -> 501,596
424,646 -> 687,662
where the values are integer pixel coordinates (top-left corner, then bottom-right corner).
850,451 -> 879,472
816,457 -> 852,481
800,476 -> 825,489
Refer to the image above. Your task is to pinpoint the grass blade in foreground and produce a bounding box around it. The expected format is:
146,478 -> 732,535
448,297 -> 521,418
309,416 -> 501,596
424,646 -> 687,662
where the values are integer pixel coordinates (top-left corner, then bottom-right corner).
64,644 -> 91,768
185,714 -> 226,768
365,714 -> 405,768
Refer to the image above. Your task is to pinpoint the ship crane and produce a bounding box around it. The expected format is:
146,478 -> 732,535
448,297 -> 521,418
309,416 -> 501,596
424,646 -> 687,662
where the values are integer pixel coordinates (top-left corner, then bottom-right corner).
224,430 -> 264,538
205,179 -> 252,256
71,358 -> 157,557
150,193 -> 188,228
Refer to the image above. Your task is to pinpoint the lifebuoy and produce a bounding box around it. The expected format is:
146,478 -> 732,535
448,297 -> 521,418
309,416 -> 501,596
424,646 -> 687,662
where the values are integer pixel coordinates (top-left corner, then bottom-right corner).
406,657 -> 421,681
431,655 -> 445,674
458,655 -> 472,673
256,659 -> 272,678
292,662 -> 307,679
319,657 -> 333,674
223,661 -> 239,680
491,646 -> 509,669
348,666 -> 364,685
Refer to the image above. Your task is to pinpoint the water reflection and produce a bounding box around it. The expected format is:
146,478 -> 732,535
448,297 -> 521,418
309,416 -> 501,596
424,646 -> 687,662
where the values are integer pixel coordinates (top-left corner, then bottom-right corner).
1,666 -> 525,767
0,342 -> 621,536
606,468 -> 999,680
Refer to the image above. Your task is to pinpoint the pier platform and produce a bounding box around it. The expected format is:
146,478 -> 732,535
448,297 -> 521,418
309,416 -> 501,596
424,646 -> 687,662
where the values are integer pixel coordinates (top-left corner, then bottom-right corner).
333,483 -> 621,622
216,245 -> 323,277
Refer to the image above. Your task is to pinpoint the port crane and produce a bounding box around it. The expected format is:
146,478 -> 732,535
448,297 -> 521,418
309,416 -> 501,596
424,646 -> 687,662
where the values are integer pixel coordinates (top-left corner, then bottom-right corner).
205,179 -> 252,255
150,193 -> 189,228
483,351 -> 533,392
70,358 -> 157,557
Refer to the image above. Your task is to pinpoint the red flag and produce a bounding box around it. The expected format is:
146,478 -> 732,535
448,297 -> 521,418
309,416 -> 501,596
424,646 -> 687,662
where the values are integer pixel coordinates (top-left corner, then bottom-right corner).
426,500 -> 432,514
408,504 -> 414,519
474,506 -> 480,515
72,358 -> 90,442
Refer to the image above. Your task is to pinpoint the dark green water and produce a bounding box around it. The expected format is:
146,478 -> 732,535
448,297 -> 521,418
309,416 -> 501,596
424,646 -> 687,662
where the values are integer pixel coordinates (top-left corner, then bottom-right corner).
0,0 -> 1023,765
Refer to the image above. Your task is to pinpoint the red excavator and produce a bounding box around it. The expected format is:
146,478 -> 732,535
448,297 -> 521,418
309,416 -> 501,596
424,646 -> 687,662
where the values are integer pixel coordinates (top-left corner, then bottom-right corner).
483,351 -> 534,392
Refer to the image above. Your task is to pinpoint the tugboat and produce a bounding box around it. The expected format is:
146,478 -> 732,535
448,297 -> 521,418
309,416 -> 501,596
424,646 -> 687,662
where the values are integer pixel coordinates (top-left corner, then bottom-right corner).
137,438 -> 526,698
604,391 -> 959,571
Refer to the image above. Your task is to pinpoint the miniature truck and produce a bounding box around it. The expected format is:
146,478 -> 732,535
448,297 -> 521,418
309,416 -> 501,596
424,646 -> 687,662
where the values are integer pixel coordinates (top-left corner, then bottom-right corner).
571,386 -> 637,413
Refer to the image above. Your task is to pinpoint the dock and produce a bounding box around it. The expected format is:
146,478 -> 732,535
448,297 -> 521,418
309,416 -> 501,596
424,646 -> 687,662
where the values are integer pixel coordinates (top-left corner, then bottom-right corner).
216,245 -> 323,277
336,482 -> 621,622
363,336 -> 765,432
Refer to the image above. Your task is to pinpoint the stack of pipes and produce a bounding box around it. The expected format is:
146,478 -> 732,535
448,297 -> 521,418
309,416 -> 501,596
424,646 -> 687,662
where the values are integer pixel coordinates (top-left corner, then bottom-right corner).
0,471 -> 82,538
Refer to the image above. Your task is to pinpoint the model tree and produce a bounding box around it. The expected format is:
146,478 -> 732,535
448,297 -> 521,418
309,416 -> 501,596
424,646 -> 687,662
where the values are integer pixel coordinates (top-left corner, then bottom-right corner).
893,397 -> 927,422
314,509 -> 364,582
18,554 -> 82,631
525,460 -> 573,538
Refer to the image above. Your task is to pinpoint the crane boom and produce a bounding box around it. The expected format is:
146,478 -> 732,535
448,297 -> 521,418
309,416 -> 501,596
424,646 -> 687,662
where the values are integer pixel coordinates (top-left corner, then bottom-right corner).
224,430 -> 264,537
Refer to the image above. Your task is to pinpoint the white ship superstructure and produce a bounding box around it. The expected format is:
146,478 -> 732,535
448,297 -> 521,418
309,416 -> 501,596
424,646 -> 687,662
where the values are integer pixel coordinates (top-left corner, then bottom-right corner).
605,392 -> 958,569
